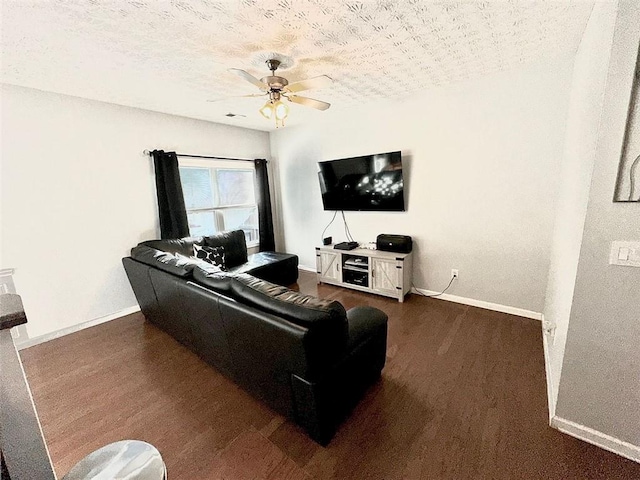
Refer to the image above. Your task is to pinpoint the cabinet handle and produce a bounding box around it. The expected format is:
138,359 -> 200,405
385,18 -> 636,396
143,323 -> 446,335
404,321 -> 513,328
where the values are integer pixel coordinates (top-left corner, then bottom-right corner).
372,269 -> 375,278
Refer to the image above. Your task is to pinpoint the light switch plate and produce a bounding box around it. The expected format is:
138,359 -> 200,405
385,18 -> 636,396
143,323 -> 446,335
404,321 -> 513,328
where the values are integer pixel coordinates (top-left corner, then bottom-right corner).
609,241 -> 640,267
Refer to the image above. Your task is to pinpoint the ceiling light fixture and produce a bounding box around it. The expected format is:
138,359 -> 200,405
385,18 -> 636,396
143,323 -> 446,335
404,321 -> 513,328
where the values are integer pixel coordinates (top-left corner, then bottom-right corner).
259,90 -> 289,128
227,58 -> 331,128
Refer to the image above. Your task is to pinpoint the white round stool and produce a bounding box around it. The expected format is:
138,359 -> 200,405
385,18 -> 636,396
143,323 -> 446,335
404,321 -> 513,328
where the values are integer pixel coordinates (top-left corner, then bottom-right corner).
62,440 -> 166,480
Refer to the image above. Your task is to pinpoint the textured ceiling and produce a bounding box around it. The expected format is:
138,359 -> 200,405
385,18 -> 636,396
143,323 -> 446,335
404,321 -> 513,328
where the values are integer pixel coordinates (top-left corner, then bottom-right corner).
1,0 -> 594,131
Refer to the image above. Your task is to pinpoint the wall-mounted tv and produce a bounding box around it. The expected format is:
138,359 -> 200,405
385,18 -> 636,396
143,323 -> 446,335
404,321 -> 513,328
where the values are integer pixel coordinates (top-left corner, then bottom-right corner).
318,151 -> 405,212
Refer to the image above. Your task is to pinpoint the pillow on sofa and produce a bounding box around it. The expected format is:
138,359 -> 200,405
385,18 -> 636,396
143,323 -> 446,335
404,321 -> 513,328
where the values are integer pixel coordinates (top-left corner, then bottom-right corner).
174,253 -> 221,273
193,245 -> 226,270
204,230 -> 247,269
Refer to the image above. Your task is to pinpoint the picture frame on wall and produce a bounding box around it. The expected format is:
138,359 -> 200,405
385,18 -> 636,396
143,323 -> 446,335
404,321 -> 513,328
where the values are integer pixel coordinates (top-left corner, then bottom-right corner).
613,49 -> 640,202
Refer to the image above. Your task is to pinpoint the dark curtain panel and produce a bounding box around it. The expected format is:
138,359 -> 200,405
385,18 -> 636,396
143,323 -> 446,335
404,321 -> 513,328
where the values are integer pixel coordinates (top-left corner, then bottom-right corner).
254,159 -> 276,252
151,150 -> 189,239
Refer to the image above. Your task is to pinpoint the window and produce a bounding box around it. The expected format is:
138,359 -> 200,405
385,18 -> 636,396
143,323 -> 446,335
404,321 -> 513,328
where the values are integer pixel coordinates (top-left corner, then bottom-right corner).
179,159 -> 259,246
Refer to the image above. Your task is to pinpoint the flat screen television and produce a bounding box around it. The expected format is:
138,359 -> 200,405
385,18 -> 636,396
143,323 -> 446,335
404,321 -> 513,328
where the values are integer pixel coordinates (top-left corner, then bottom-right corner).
318,151 -> 405,211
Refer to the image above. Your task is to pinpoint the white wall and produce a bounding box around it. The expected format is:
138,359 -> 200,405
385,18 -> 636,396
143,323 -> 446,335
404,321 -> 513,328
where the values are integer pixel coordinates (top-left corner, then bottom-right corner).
555,0 -> 640,446
0,102 -> 3,269
270,60 -> 573,313
0,84 -> 269,340
543,2 -> 619,416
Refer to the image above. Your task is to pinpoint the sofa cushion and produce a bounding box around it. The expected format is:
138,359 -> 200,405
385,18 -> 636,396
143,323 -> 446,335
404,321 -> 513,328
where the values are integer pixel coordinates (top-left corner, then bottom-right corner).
193,244 -> 226,270
229,274 -> 347,330
131,245 -> 197,277
204,230 -> 247,269
140,237 -> 204,257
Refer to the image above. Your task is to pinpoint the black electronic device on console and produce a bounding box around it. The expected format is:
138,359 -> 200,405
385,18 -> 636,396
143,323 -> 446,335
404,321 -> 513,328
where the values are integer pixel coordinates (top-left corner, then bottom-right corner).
376,234 -> 412,253
334,241 -> 359,251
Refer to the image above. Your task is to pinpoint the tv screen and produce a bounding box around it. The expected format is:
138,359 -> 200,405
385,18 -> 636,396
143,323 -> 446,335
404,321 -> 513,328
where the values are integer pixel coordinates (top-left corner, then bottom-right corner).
318,151 -> 405,212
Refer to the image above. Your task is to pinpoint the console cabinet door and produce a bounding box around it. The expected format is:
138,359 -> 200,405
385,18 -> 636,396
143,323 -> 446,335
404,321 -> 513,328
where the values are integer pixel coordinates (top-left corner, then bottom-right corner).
318,251 -> 341,283
371,258 -> 401,297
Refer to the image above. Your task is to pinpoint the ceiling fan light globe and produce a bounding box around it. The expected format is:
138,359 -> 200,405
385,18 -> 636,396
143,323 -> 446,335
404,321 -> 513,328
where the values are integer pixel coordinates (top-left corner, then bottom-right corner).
259,101 -> 274,119
274,100 -> 289,120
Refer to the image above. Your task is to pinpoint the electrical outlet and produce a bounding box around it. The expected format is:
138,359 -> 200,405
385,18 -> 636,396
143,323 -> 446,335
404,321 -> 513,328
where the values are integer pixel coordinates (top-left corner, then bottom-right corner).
451,269 -> 459,279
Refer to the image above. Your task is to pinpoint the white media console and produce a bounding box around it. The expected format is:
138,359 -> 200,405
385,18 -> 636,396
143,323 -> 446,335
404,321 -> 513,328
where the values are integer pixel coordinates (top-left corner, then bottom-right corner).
315,245 -> 413,302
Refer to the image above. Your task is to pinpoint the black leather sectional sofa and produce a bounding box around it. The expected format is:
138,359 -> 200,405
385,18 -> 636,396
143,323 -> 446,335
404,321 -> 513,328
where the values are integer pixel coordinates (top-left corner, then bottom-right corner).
122,230 -> 388,444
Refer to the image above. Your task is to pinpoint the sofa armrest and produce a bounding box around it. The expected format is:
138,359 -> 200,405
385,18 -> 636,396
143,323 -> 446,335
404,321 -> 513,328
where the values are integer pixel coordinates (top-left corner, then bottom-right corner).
291,306 -> 388,445
346,306 -> 388,351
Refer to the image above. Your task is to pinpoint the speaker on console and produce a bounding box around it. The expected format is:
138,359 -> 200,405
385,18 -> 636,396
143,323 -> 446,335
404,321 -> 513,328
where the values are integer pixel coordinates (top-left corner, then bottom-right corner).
376,234 -> 413,253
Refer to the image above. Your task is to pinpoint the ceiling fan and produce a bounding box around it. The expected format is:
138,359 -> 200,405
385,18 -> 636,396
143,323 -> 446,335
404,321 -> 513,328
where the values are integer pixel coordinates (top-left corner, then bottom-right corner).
224,59 -> 332,126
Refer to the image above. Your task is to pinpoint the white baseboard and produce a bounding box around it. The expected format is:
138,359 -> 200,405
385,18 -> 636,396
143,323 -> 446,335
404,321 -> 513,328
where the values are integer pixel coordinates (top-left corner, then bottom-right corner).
541,315 -> 557,422
551,416 -> 640,464
301,265 -> 542,320
298,264 -> 317,274
16,305 -> 141,350
411,287 -> 543,320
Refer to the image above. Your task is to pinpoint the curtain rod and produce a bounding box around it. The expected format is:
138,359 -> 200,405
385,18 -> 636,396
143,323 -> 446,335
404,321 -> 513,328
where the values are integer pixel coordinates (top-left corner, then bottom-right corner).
143,150 -> 264,163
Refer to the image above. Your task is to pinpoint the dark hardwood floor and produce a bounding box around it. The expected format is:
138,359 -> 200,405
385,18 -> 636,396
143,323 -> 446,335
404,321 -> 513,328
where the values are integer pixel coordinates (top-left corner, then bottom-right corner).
20,271 -> 640,479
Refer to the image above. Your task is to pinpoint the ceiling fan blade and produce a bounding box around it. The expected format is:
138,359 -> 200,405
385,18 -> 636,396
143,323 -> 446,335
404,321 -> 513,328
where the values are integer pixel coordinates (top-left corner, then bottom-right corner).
284,75 -> 332,94
207,93 -> 267,102
228,68 -> 269,91
287,95 -> 331,111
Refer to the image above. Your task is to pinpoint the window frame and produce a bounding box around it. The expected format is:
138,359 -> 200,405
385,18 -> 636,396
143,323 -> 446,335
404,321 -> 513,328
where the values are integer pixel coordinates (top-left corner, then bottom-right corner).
178,158 -> 259,247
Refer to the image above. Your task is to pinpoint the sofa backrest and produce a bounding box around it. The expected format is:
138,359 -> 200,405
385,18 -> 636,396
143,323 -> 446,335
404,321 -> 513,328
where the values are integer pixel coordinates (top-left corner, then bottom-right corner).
192,269 -> 348,343
140,237 -> 204,257
224,273 -> 349,377
130,245 -> 198,277
192,266 -> 235,293
229,273 -> 347,331
216,294 -> 309,416
138,230 -> 248,270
